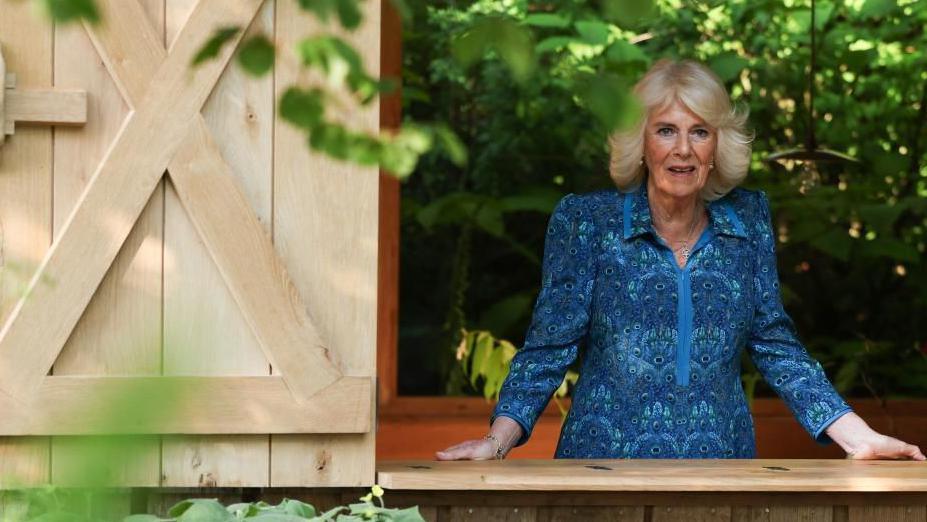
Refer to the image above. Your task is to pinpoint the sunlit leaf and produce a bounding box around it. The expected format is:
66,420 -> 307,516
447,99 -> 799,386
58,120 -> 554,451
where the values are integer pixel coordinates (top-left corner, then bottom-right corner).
605,39 -> 649,65
336,0 -> 363,30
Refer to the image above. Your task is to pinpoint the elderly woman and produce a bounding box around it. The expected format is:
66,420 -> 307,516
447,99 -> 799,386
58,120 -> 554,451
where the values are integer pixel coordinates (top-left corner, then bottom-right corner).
436,59 -> 925,461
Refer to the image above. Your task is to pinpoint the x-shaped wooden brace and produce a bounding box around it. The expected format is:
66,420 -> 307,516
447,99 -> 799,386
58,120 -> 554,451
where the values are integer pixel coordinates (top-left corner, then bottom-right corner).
0,0 -> 370,434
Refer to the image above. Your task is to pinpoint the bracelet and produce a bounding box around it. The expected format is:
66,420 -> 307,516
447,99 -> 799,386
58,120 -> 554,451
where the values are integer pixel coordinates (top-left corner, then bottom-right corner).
484,434 -> 506,460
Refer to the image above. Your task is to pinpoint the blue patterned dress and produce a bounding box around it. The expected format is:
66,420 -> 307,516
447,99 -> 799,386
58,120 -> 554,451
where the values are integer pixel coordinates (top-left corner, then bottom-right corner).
490,181 -> 853,458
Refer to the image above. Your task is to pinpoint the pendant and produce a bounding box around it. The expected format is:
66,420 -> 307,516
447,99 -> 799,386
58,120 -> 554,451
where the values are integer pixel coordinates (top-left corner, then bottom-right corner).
680,243 -> 690,261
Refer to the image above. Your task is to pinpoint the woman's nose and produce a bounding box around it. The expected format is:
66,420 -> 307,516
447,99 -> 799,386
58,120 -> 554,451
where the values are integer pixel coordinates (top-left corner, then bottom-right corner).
673,134 -> 692,157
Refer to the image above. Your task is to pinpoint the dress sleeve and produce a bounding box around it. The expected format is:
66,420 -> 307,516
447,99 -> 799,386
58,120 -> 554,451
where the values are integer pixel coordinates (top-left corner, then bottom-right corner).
490,194 -> 597,448
747,191 -> 853,445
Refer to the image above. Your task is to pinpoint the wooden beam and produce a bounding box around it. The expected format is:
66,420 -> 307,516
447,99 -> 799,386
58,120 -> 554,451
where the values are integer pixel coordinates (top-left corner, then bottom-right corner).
84,0 -> 342,402
4,90 -> 86,125
0,376 -> 370,435
0,0 -> 264,404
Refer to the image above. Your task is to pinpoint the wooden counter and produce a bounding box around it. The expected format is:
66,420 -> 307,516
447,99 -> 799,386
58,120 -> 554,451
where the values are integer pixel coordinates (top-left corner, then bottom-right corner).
377,459 -> 927,521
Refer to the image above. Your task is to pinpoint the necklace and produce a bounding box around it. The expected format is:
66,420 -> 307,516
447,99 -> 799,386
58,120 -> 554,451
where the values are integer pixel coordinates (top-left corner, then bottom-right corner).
654,204 -> 703,263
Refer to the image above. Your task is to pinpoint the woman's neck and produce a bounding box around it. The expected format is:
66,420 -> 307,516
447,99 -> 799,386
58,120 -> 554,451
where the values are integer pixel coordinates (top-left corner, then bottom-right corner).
647,180 -> 703,234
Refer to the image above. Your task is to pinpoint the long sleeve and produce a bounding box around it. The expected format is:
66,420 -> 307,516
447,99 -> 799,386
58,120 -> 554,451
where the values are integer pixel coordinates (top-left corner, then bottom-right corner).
490,194 -> 597,448
747,191 -> 853,445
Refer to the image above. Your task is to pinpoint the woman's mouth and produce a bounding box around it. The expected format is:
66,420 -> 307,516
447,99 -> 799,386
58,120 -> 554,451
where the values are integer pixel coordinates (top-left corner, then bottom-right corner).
667,165 -> 696,174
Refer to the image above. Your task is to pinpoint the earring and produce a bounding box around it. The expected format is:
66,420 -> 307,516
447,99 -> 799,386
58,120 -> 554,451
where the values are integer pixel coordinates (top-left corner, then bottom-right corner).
708,161 -> 715,170
639,157 -> 644,166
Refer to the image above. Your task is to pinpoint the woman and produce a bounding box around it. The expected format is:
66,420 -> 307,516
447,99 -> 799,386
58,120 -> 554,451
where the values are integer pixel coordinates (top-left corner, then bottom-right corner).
436,59 -> 925,461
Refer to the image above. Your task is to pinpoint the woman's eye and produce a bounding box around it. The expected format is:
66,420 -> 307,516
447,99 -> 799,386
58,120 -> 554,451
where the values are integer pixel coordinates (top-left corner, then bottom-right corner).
657,127 -> 675,136
692,129 -> 710,139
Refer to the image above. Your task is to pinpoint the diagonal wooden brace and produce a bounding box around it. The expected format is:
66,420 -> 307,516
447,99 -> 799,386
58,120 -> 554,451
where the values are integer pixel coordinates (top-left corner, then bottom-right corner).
84,0 -> 344,403
0,0 -> 269,405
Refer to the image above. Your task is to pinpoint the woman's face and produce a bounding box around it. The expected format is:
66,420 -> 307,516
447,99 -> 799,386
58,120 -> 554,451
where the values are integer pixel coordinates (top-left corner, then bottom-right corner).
643,99 -> 717,201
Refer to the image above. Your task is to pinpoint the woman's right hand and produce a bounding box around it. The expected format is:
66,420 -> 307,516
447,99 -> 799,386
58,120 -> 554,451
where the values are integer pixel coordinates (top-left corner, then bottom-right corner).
434,416 -> 524,460
434,438 -> 496,460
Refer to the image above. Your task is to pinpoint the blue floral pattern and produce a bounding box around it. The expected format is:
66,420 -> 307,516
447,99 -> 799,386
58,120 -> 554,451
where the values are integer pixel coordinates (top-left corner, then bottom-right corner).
490,180 -> 853,458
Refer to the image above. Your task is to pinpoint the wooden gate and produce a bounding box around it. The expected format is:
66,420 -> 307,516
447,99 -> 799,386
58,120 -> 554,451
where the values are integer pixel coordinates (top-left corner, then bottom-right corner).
0,0 -> 378,487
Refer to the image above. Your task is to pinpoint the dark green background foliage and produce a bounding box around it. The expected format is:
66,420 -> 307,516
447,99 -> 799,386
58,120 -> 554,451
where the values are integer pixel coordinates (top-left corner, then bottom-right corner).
398,0 -> 927,401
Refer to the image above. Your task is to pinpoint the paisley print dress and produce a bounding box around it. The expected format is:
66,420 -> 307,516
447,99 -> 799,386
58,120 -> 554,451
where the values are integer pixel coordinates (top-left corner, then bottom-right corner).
490,181 -> 853,458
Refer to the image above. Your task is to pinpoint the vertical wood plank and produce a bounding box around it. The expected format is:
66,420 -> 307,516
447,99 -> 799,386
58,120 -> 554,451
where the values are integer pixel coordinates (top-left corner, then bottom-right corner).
446,507 -> 537,522
540,506 -> 645,522
48,0 -> 165,488
849,505 -> 926,522
770,506 -> 831,522
376,0 -> 402,408
270,0 -> 379,487
159,0 -> 274,488
0,0 -> 53,488
652,505 -> 732,522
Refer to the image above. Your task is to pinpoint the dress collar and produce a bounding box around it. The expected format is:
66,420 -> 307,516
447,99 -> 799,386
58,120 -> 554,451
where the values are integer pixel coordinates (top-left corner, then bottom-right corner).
621,179 -> 748,241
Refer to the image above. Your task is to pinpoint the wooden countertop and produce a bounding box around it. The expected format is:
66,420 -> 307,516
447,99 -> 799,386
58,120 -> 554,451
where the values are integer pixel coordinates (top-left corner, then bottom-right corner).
377,459 -> 927,492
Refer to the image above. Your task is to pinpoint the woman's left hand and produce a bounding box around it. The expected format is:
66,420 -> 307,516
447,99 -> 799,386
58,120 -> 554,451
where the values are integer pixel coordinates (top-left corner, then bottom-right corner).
826,412 -> 925,460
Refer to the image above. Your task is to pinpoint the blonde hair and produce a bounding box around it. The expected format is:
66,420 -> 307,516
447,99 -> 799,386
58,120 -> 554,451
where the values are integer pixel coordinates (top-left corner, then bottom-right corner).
608,59 -> 753,201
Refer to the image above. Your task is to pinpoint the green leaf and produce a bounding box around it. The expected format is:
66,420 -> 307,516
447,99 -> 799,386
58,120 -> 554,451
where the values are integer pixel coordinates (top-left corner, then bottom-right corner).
535,36 -> 578,54
279,498 -> 317,517
524,13 -> 571,28
172,499 -> 232,521
42,0 -> 99,23
810,228 -> 852,261
452,17 -> 536,83
709,53 -> 748,82
297,0 -> 337,23
122,516 -> 163,522
601,0 -> 657,28
605,39 -> 650,65
279,87 -> 325,130
858,238 -> 921,264
192,26 -> 241,66
474,201 -> 505,237
336,0 -> 363,29
575,73 -> 641,131
860,0 -> 896,18
574,20 -> 610,46
477,293 -> 534,335
237,35 -> 275,76
433,124 -> 468,167
833,359 -> 858,393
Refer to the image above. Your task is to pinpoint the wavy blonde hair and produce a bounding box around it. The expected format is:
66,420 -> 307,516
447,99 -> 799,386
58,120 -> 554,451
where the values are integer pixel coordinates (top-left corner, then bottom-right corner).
608,59 -> 753,201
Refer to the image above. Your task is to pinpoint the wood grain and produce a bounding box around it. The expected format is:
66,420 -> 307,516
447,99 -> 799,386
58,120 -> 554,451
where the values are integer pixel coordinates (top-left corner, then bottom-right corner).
0,0 -> 264,404
51,0 -> 164,487
0,0 -> 53,487
269,0 -> 380,487
160,0 -> 272,488
0,376 -> 370,435
376,459 -> 927,492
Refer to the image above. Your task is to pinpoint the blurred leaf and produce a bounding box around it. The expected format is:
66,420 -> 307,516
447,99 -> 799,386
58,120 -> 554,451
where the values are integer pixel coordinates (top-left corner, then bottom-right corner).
860,0 -> 896,18
709,52 -> 749,82
810,228 -> 852,261
498,187 -> 563,213
858,238 -> 921,263
574,20 -> 610,46
478,293 -> 534,335
192,26 -> 240,66
601,0 -> 657,28
42,0 -> 99,23
524,13 -> 571,28
452,17 -> 536,83
335,0 -> 363,29
433,124 -> 468,167
605,39 -> 650,65
279,87 -> 325,130
833,358 -> 858,393
237,35 -> 275,76
575,73 -> 641,131
536,36 -> 579,54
